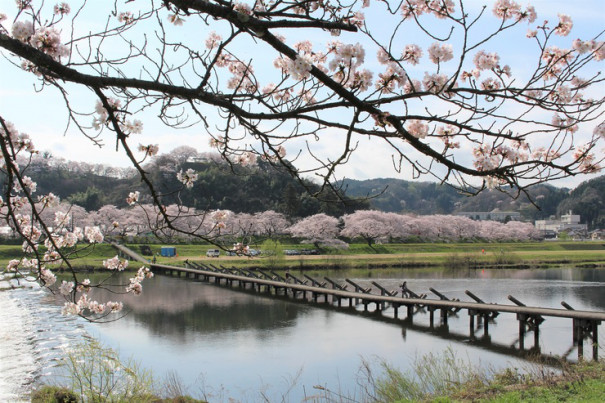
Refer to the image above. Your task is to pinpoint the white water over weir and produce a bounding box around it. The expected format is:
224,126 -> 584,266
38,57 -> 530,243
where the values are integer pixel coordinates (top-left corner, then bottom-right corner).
0,275 -> 87,401
113,242 -> 605,362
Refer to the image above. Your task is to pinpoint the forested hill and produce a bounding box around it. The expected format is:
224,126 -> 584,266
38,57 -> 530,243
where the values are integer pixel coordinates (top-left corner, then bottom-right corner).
556,175 -> 605,229
5,149 -> 603,227
7,148 -> 366,218
341,175 -> 604,226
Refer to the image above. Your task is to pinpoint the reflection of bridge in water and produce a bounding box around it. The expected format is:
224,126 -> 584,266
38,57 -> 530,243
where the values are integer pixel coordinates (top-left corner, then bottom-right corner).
113,243 -> 603,362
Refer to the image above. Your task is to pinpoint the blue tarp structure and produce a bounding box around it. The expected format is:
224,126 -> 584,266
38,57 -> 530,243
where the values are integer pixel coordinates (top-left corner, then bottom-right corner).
160,247 -> 177,257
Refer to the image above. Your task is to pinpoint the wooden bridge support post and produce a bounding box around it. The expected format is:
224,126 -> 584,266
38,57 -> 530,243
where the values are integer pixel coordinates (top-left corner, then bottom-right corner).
518,313 -> 526,350
578,323 -> 584,359
592,321 -> 599,361
575,319 -> 600,361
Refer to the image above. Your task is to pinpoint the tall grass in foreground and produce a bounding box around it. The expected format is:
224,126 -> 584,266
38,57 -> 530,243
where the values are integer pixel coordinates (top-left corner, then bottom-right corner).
32,339 -> 604,402
359,347 -> 487,402
31,338 -> 205,403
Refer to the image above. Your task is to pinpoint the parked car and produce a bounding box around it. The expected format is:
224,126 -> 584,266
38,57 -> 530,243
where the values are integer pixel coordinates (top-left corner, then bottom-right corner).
284,249 -> 301,255
248,248 -> 261,256
301,249 -> 319,255
206,249 -> 220,257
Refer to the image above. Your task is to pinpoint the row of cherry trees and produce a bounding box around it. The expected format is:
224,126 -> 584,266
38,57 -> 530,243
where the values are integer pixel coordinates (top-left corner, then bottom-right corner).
5,201 -> 539,246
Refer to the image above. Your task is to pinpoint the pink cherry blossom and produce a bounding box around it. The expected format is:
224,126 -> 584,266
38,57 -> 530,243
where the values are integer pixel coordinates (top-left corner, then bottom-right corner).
285,54 -> 313,80
205,31 -> 222,49
176,168 -> 198,188
59,280 -> 74,295
402,44 -> 423,65
138,144 -> 159,157
406,120 -> 429,139
126,191 -> 140,206
118,11 -> 134,24
423,72 -> 449,94
554,14 -> 573,36
427,42 -> 454,64
103,255 -> 129,271
168,13 -> 185,26
11,21 -> 34,42
473,50 -> 500,71
53,2 -> 70,15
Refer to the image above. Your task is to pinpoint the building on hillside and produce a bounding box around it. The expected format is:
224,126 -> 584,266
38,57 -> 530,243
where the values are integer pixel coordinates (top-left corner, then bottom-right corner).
534,211 -> 588,237
454,209 -> 521,222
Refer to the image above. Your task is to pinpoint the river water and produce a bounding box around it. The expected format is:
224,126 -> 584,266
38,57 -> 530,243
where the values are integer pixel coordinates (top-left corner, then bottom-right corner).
1,266 -> 604,402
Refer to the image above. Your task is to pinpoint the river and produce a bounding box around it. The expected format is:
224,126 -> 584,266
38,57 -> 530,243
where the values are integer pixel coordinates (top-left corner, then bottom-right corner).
1,266 -> 604,402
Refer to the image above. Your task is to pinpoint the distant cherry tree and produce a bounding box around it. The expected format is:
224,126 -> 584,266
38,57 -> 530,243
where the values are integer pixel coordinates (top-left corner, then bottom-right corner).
287,213 -> 345,249
341,210 -> 405,246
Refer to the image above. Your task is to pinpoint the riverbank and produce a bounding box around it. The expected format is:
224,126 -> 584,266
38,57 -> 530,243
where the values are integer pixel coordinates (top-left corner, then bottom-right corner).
157,241 -> 605,271
368,349 -> 605,402
2,241 -> 604,272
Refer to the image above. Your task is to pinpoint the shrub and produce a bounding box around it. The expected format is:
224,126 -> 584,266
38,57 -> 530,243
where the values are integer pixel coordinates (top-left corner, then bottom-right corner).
31,386 -> 78,403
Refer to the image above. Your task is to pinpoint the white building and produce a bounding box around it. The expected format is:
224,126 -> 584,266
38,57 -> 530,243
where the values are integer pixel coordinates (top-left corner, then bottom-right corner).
534,211 -> 588,234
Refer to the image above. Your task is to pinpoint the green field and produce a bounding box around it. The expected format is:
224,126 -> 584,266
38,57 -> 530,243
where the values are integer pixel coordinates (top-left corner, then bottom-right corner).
3,240 -> 603,271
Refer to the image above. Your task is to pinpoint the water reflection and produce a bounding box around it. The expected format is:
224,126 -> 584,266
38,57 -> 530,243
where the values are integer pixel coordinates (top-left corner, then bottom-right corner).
52,266 -> 605,401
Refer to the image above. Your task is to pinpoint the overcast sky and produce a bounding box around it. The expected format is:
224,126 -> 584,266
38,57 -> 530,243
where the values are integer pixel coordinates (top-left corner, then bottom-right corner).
1,0 -> 604,189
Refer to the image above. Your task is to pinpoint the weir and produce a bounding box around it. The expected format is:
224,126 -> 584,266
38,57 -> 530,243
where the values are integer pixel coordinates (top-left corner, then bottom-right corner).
113,243 -> 604,361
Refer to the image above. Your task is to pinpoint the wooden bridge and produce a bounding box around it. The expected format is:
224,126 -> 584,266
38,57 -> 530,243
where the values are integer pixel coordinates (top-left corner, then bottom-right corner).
113,243 -> 604,361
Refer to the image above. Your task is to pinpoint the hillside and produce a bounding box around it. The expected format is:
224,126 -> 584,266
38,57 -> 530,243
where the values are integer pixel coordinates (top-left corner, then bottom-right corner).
4,150 -> 603,228
5,149 -> 366,218
341,176 -> 603,228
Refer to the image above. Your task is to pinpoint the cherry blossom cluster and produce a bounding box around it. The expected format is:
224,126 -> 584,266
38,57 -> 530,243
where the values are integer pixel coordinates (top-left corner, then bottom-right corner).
492,0 -> 537,22
103,255 -> 129,271
401,0 -> 456,20
406,120 -> 429,139
126,266 -> 154,295
211,209 -> 230,230
6,1 -> 70,63
92,98 -> 143,136
61,295 -> 123,316
176,168 -> 198,188
126,191 -> 140,206
138,144 -> 159,158
261,145 -> 287,163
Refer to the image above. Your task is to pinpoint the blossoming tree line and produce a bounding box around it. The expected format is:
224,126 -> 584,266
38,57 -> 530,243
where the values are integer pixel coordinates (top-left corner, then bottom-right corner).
0,0 -> 603,319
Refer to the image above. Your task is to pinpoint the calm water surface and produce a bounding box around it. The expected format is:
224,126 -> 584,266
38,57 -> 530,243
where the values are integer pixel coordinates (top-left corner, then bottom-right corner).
2,266 -> 605,401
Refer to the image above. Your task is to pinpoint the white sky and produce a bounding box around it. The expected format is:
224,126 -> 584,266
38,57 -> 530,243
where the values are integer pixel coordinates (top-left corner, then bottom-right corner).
0,0 -> 604,188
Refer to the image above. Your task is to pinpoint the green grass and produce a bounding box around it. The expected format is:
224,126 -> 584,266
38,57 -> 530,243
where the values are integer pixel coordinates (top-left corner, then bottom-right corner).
363,350 -> 605,403
445,359 -> 605,403
1,240 -> 604,271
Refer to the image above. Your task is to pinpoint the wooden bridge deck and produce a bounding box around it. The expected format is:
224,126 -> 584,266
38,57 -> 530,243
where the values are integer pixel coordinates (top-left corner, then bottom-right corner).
112,243 -> 604,361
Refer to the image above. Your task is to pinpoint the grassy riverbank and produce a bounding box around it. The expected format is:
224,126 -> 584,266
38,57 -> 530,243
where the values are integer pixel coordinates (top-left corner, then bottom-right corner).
367,350 -> 605,402
148,241 -> 605,270
1,241 -> 604,270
